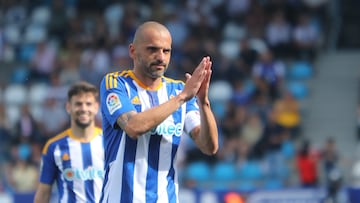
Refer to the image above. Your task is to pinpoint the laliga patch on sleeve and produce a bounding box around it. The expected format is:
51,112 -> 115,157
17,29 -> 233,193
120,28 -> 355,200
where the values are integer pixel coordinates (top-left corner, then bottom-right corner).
106,93 -> 122,115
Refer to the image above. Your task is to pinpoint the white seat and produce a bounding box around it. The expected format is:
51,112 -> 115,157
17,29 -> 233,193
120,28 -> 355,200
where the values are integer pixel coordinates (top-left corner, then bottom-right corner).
104,3 -> 124,25
223,22 -> 247,41
3,84 -> 28,105
31,6 -> 51,26
23,24 -> 47,44
5,104 -> 21,127
219,40 -> 240,60
104,3 -> 123,37
209,80 -> 233,102
28,83 -> 49,104
30,104 -> 43,122
3,24 -> 21,45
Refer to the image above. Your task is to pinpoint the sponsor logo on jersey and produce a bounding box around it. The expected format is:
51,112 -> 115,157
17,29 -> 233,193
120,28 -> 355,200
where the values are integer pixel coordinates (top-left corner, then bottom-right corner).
150,121 -> 182,137
63,167 -> 104,181
106,93 -> 122,115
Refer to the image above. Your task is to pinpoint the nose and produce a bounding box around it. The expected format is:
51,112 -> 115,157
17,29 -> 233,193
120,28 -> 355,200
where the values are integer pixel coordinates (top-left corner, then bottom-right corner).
155,50 -> 166,62
78,103 -> 88,111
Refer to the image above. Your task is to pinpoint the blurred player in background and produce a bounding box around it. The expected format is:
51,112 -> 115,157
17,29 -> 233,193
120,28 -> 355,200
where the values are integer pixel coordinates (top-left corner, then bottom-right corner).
99,21 -> 219,203
34,81 -> 104,203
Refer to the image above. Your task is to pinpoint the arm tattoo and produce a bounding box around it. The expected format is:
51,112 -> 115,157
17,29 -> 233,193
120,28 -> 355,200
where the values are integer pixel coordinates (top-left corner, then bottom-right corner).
116,111 -> 136,129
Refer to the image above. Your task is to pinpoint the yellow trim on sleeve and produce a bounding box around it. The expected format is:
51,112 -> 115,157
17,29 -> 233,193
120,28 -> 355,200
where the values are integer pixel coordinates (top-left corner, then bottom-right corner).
42,129 -> 71,154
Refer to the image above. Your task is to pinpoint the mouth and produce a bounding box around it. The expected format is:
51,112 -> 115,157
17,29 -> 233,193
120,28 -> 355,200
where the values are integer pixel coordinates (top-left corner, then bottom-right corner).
151,63 -> 166,69
77,113 -> 89,121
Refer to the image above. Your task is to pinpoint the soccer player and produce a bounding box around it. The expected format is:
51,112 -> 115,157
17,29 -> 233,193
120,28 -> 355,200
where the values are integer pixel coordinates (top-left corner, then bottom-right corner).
99,21 -> 219,203
34,81 -> 105,203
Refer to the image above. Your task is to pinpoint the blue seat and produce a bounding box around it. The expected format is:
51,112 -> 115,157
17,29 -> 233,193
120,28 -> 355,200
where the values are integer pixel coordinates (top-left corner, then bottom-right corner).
239,161 -> 263,181
185,161 -> 211,183
211,162 -> 238,190
289,61 -> 313,80
212,162 -> 237,181
287,81 -> 308,100
263,178 -> 284,190
237,180 -> 257,193
281,140 -> 295,160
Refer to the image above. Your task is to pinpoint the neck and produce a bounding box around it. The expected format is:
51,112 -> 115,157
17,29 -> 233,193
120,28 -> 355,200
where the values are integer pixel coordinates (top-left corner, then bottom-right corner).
71,124 -> 95,142
132,69 -> 162,90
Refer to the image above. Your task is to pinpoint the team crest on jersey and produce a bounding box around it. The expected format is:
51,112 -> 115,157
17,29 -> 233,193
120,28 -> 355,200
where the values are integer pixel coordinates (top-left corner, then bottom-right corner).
107,93 -> 122,115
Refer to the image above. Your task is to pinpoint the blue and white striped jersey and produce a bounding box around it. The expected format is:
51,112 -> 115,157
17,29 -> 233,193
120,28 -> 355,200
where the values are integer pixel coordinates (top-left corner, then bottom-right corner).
99,70 -> 200,203
39,128 -> 105,203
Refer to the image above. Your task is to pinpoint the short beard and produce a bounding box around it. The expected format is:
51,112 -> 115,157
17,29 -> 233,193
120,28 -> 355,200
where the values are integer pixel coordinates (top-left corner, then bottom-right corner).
75,119 -> 91,129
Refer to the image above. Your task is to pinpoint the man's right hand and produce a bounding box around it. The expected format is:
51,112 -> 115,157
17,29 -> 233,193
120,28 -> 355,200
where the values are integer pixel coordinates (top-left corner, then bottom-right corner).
180,56 -> 211,101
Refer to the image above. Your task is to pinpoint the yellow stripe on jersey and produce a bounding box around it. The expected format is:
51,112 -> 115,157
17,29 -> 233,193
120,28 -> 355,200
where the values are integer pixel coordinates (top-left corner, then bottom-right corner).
113,72 -> 119,88
105,71 -> 122,90
105,73 -> 110,90
42,129 -> 71,154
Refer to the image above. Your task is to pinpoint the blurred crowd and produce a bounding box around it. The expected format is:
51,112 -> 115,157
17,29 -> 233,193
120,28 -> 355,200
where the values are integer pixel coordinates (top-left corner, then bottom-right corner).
0,0 -> 342,198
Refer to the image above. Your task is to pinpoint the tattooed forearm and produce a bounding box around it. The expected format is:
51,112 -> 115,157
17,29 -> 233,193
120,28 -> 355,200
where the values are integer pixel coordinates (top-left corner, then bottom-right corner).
116,111 -> 136,129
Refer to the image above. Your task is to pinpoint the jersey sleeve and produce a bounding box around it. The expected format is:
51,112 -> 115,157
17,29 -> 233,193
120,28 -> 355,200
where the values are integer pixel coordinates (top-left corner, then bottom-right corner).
184,97 -> 200,134
39,143 -> 57,185
100,74 -> 136,128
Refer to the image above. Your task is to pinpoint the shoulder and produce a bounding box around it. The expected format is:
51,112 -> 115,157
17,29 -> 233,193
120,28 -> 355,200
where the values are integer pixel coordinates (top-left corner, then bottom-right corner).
163,76 -> 184,87
102,70 -> 132,90
95,127 -> 103,136
42,129 -> 71,154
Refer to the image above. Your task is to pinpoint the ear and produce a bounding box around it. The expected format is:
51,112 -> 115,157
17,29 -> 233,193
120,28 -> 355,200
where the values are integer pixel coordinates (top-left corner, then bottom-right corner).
129,44 -> 135,58
65,101 -> 71,114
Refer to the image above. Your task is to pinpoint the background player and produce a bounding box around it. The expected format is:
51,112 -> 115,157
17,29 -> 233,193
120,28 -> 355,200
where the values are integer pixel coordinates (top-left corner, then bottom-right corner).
34,81 -> 104,203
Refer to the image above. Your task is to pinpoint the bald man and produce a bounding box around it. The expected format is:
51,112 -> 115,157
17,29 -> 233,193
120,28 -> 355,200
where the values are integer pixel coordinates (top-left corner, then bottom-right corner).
99,21 -> 218,203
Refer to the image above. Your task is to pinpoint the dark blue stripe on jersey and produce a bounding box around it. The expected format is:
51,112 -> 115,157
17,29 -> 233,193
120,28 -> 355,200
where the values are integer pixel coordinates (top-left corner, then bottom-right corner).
61,139 -> 76,203
121,136 -> 137,203
99,166 -> 109,203
147,91 -> 159,107
81,143 -> 94,202
146,134 -> 162,202
167,134 -> 180,203
146,91 -> 161,202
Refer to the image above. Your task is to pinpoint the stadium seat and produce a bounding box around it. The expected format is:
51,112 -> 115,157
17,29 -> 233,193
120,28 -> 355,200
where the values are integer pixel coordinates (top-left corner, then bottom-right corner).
238,160 -> 263,181
287,81 -> 309,100
185,161 -> 211,187
23,24 -> 47,44
199,191 -> 219,203
209,80 -> 233,102
28,82 -> 49,104
10,66 -> 30,83
3,84 -> 27,105
178,189 -> 196,203
212,162 -> 237,181
223,22 -> 246,41
263,178 -> 284,190
281,140 -> 296,160
237,180 -> 257,193
30,6 -> 51,26
289,61 -> 313,80
219,40 -> 240,60
5,104 -> 21,128
104,3 -> 124,26
3,24 -> 21,45
211,162 -> 237,190
209,80 -> 233,119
